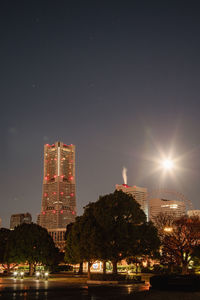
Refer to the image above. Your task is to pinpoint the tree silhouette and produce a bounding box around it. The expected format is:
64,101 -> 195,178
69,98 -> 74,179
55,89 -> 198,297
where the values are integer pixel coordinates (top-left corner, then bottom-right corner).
5,223 -> 59,275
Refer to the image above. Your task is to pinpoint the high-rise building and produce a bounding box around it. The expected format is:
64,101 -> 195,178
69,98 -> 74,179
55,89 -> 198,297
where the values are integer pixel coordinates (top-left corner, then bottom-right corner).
149,198 -> 186,222
115,184 -> 148,218
38,142 -> 76,249
10,213 -> 32,230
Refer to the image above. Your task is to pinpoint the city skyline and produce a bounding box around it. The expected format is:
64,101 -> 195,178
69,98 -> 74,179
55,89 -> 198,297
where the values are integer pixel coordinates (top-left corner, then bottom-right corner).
1,1 -> 200,227
0,139 -> 196,228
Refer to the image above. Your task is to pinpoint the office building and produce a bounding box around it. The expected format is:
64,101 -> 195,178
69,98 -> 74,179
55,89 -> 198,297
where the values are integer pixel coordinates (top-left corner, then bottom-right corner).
149,198 -> 186,222
10,213 -> 32,230
115,184 -> 148,218
187,210 -> 200,218
38,142 -> 76,249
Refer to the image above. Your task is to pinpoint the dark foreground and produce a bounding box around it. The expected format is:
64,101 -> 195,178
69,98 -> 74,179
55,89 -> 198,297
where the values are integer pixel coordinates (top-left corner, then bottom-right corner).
1,276 -> 200,299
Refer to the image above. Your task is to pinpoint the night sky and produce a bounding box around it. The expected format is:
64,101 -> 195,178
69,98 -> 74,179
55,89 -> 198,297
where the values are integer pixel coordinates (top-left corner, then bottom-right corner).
1,1 -> 200,227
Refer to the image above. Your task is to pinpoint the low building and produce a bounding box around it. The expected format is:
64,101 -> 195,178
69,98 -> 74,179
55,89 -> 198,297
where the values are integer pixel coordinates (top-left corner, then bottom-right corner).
10,213 -> 32,230
187,210 -> 200,218
149,198 -> 186,222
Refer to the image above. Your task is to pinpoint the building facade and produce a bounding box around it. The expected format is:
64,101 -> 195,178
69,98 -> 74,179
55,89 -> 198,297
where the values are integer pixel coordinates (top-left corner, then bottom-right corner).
149,198 -> 186,222
115,184 -> 148,218
187,210 -> 200,218
38,142 -> 76,249
10,213 -> 32,230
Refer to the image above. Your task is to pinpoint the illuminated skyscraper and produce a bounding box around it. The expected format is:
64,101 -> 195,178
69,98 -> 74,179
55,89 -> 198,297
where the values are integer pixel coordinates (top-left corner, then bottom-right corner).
38,142 -> 76,248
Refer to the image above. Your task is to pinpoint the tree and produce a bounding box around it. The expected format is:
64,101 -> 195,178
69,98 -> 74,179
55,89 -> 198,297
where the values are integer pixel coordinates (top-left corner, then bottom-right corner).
153,212 -> 177,240
83,190 -> 147,274
65,220 -> 84,274
65,190 -> 160,277
65,213 -> 103,278
5,223 -> 59,275
161,216 -> 200,274
0,228 -> 13,272
127,221 -> 160,272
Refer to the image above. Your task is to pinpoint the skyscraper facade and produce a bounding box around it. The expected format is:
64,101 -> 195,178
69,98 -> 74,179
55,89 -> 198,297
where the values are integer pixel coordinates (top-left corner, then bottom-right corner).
115,184 -> 148,219
38,142 -> 76,249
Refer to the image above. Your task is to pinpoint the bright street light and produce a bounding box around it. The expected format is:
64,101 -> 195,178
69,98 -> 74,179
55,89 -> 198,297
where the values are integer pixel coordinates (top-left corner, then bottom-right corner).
164,227 -> 173,232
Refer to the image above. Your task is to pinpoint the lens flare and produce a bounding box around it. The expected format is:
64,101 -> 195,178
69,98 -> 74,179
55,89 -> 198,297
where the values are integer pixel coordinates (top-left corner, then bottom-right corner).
162,159 -> 174,170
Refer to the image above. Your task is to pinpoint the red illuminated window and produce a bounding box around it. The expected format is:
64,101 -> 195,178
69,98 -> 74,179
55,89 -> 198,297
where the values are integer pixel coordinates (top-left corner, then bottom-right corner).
42,211 -> 46,215
53,210 -> 56,214
60,210 -> 63,214
72,211 -> 75,215
54,175 -> 57,178
60,192 -> 64,195
69,176 -> 74,181
70,193 -> 74,197
44,193 -> 48,197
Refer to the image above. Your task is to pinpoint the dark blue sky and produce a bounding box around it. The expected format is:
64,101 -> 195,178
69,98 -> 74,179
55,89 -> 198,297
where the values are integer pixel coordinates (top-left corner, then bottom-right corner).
1,1 -> 200,227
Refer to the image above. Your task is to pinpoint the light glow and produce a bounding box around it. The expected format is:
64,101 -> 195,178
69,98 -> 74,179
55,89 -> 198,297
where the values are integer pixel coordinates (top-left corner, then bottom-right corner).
164,227 -> 173,232
162,159 -> 174,170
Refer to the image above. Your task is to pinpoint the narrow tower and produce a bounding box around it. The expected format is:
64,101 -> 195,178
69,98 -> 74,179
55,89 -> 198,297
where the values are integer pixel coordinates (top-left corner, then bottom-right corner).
38,142 -> 76,249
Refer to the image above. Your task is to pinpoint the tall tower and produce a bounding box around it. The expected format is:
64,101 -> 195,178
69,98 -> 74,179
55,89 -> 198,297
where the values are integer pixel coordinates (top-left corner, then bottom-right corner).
38,142 -> 76,249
